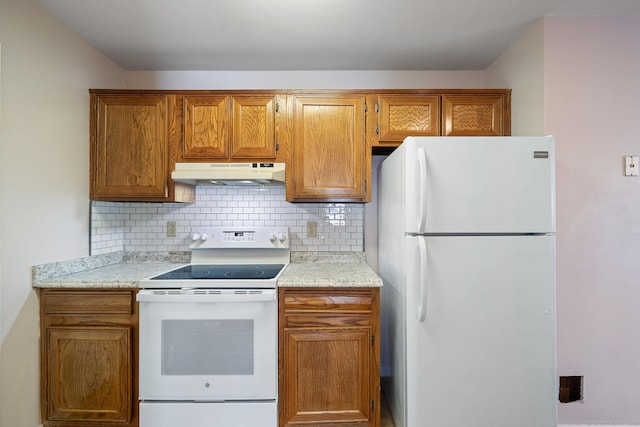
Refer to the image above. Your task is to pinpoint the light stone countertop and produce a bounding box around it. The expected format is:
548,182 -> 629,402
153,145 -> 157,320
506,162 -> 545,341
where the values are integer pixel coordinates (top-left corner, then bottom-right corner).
277,262 -> 382,288
32,251 -> 381,289
33,261 -> 185,288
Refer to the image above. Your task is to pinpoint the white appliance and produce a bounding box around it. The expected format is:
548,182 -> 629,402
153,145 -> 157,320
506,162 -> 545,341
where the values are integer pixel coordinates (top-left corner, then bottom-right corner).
171,162 -> 286,186
377,136 -> 557,427
137,226 -> 289,427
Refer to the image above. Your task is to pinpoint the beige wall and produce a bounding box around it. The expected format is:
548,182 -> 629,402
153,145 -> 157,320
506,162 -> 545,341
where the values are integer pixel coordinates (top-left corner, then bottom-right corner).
545,16 -> 640,424
485,19 -> 545,136
0,0 -> 126,425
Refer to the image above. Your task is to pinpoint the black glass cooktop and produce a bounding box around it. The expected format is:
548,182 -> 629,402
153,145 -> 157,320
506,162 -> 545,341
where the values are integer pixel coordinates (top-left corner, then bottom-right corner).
150,264 -> 286,280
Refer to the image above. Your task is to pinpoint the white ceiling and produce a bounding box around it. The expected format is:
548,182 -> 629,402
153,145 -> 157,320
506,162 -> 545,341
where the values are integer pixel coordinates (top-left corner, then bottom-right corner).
35,0 -> 640,71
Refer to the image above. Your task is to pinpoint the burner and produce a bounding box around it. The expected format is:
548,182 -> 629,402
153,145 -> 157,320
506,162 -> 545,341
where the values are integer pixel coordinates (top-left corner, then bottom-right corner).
224,269 -> 266,279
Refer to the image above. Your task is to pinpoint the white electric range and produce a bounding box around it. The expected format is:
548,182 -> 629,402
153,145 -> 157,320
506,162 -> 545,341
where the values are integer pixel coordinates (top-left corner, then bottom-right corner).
137,226 -> 289,427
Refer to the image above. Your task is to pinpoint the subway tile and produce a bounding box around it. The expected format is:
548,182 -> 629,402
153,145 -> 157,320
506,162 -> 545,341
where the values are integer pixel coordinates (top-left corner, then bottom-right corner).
90,186 -> 364,254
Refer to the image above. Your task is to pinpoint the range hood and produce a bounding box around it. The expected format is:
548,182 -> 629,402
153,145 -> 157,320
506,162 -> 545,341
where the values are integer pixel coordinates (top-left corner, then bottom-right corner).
171,162 -> 286,186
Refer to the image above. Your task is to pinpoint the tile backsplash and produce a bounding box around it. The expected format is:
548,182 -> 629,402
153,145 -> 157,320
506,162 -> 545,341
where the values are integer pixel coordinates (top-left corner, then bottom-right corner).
91,186 -> 364,255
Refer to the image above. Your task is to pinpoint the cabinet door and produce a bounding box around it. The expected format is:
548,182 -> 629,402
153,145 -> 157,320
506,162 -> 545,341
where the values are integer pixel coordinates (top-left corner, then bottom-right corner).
290,95 -> 366,201
46,326 -> 133,423
183,95 -> 229,159
231,95 -> 277,159
279,287 -> 380,427
281,328 -> 372,427
377,95 -> 440,142
92,95 -> 168,199
442,94 -> 506,136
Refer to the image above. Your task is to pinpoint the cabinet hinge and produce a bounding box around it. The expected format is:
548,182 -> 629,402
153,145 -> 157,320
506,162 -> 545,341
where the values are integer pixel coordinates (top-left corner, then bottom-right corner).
364,103 -> 367,113
372,399 -> 375,413
364,179 -> 367,193
375,103 -> 379,113
276,141 -> 280,151
371,334 -> 374,346
375,125 -> 379,135
275,102 -> 280,113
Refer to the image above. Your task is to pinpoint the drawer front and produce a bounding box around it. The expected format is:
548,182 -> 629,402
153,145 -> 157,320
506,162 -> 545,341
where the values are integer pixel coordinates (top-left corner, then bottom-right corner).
43,290 -> 134,315
283,290 -> 374,312
284,313 -> 372,328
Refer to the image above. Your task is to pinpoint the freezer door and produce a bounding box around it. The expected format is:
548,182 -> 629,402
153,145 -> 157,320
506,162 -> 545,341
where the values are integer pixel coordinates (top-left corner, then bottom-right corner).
405,235 -> 557,427
402,136 -> 555,234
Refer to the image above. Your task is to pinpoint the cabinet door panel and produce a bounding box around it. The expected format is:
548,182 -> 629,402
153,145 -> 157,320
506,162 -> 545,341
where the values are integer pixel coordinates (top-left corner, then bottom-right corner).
281,329 -> 371,426
231,96 -> 277,158
291,96 -> 366,201
46,326 -> 132,423
443,95 -> 504,136
378,95 -> 440,141
93,95 -> 168,199
183,95 -> 229,158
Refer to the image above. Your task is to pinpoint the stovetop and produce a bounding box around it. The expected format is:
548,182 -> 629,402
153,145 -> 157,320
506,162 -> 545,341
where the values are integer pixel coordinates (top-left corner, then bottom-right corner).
150,264 -> 286,281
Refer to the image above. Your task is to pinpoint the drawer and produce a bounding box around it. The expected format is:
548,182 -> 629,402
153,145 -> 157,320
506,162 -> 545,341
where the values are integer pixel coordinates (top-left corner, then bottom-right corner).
283,313 -> 372,328
42,290 -> 134,315
281,289 -> 374,312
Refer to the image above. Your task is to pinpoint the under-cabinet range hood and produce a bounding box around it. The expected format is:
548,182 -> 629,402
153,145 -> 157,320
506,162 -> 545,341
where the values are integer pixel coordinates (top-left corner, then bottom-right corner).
171,162 -> 286,186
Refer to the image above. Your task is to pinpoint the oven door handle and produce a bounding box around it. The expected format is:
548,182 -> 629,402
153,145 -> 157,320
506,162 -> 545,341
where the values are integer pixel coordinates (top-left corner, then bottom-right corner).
136,289 -> 276,303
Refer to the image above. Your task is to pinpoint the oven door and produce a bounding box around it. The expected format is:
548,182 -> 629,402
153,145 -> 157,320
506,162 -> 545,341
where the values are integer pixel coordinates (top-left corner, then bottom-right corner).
137,289 -> 277,401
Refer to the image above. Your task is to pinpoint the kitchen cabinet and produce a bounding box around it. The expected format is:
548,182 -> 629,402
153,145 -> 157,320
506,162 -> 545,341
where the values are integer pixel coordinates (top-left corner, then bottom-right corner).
288,94 -> 368,202
179,93 -> 284,162
278,287 -> 380,427
373,94 -> 441,143
90,91 -> 194,202
40,289 -> 138,427
369,89 -> 511,147
442,92 -> 510,136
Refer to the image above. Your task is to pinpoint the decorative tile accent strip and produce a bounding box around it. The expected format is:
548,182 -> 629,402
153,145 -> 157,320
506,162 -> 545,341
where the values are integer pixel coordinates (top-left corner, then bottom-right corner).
91,186 -> 364,254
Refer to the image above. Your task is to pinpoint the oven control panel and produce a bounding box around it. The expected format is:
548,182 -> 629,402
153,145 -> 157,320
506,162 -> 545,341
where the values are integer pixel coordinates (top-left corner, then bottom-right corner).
189,226 -> 290,249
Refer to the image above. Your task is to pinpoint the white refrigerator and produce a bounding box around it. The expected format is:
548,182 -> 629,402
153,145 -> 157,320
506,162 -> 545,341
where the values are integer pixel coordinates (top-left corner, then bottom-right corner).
377,136 -> 557,427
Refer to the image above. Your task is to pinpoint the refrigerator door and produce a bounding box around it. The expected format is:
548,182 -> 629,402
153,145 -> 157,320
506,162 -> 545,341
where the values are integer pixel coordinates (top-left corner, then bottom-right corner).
405,234 -> 556,427
399,136 -> 555,234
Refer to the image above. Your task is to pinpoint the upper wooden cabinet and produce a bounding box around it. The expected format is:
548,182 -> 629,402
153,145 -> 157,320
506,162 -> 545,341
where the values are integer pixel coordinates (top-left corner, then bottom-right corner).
90,89 -> 510,203
90,91 -> 194,202
375,94 -> 441,142
182,95 -> 228,159
443,93 -> 509,136
179,93 -> 282,162
369,89 -> 511,148
288,94 -> 368,202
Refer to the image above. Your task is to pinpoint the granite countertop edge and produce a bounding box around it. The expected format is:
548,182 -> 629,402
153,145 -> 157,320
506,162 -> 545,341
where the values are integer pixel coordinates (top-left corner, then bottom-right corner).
33,251 -> 382,289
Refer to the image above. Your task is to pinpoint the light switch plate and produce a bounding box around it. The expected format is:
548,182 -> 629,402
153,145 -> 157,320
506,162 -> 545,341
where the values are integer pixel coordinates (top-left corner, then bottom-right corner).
624,156 -> 639,176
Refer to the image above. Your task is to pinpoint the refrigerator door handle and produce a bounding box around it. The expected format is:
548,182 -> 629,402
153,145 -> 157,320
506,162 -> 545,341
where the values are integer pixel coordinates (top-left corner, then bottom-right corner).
417,237 -> 428,322
417,147 -> 428,233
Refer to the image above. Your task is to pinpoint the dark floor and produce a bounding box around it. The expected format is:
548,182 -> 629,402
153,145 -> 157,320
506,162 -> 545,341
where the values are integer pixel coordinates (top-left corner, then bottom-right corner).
380,391 -> 395,427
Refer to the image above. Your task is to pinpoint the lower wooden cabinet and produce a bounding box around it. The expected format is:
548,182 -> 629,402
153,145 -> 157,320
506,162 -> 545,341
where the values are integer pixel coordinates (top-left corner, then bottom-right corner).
278,287 -> 380,427
39,289 -> 138,427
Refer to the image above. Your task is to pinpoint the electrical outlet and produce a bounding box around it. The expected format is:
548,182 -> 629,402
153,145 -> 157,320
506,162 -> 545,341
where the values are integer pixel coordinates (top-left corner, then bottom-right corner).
624,155 -> 639,176
167,221 -> 177,237
307,221 -> 318,238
